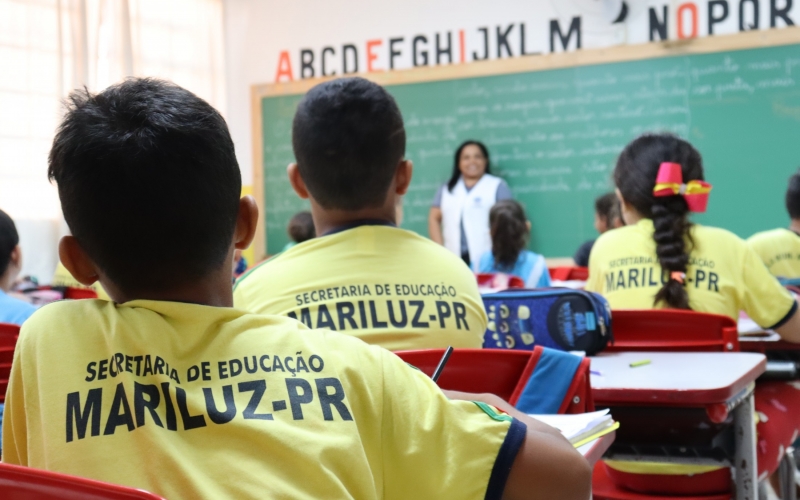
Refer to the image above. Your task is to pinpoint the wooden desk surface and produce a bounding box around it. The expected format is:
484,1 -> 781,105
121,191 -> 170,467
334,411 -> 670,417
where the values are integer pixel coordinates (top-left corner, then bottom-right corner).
590,351 -> 766,405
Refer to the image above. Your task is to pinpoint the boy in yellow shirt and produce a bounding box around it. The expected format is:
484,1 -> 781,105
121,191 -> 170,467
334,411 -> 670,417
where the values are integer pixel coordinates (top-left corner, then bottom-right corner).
235,77 -> 487,351
3,78 -> 590,500
748,168 -> 800,278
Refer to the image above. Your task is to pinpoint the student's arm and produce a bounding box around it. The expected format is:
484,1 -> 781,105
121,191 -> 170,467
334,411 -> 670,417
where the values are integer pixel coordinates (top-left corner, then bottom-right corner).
774,301 -> 800,343
447,391 -> 592,500
428,207 -> 444,244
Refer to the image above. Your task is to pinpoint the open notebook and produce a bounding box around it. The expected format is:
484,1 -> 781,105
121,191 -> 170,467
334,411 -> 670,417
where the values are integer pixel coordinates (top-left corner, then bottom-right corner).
529,409 -> 618,448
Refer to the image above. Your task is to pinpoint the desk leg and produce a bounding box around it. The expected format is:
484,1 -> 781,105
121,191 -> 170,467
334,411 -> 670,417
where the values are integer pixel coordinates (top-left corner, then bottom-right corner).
779,450 -> 797,500
733,392 -> 758,500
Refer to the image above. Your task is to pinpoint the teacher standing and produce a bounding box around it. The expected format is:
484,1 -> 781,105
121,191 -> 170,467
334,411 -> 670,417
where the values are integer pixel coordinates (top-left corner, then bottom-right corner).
429,140 -> 512,267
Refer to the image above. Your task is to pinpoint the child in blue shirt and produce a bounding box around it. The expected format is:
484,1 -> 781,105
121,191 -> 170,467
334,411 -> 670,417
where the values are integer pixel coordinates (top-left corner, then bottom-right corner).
0,209 -> 36,325
475,200 -> 551,288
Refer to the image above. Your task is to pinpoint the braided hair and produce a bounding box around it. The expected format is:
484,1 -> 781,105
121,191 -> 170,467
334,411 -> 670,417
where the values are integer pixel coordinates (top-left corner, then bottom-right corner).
613,134 -> 704,309
489,200 -> 529,269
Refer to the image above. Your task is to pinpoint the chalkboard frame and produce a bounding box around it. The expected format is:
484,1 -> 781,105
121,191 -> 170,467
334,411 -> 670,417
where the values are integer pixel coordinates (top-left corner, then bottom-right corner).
250,27 -> 800,260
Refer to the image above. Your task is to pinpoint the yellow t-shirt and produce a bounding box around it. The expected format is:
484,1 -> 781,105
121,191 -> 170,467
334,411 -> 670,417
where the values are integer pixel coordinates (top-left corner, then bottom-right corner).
52,262 -> 111,300
234,225 -> 488,351
747,228 -> 800,279
586,219 -> 795,328
3,300 -> 522,500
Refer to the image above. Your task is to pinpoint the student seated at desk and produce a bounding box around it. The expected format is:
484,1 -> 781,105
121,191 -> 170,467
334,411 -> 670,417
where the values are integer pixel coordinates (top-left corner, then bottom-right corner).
573,192 -> 623,267
475,200 -> 550,288
234,78 -> 487,351
0,209 -> 36,325
748,168 -> 800,278
586,133 -> 800,494
2,78 -> 591,500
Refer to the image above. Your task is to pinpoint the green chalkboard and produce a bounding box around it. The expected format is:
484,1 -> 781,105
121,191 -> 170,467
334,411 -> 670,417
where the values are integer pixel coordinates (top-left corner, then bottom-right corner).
260,42 -> 800,256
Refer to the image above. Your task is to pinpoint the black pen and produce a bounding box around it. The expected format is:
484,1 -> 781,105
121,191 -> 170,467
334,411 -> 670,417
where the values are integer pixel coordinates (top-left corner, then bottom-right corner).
431,346 -> 454,383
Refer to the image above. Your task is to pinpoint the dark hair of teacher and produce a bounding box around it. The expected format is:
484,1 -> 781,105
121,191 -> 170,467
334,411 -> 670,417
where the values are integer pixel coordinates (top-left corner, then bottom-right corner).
447,141 -> 491,191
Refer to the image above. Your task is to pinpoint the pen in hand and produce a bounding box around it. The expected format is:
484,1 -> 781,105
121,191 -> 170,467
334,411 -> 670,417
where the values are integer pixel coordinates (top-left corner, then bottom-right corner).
431,346 -> 454,384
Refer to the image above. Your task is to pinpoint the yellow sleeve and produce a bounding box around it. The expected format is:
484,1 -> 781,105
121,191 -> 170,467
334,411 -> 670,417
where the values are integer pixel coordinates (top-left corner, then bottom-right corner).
585,241 -> 602,293
741,244 -> 796,329
377,350 -> 525,499
2,340 -> 28,465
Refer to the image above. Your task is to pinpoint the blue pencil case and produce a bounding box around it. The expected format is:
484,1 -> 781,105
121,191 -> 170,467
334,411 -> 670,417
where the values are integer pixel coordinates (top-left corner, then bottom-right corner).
482,289 -> 613,355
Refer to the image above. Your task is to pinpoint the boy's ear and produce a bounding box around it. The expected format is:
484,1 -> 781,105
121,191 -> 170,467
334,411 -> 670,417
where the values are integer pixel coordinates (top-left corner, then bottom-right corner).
9,246 -> 21,269
59,236 -> 100,286
395,160 -> 413,195
234,196 -> 259,250
287,163 -> 310,199
525,221 -> 532,231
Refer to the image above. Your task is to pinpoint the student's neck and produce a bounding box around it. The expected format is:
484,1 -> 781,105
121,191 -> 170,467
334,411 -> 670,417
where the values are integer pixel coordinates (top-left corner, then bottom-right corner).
0,272 -> 12,293
622,210 -> 643,225
103,274 -> 235,307
311,204 -> 396,236
789,219 -> 800,234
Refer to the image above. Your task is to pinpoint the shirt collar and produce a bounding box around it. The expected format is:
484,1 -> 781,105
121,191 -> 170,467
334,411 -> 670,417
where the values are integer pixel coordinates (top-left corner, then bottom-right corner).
321,219 -> 396,237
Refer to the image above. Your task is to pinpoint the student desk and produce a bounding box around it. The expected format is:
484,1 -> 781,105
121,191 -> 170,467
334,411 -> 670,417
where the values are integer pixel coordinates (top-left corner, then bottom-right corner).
590,351 -> 766,500
738,320 -> 800,378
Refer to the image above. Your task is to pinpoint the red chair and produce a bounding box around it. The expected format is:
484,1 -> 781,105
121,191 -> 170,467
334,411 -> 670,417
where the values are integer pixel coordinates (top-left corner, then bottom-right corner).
0,323 -> 19,402
0,322 -> 20,339
0,462 -> 165,499
605,309 -> 738,352
35,286 -> 98,300
476,273 -> 525,291
394,347 -> 594,413
63,287 -> 99,300
549,266 -> 589,281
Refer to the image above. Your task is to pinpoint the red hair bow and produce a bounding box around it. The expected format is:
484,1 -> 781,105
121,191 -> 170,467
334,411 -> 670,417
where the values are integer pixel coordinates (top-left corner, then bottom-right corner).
652,162 -> 712,213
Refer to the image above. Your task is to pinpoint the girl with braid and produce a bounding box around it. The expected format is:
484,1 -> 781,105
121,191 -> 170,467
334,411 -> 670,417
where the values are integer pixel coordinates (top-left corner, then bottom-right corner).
587,133 -> 800,495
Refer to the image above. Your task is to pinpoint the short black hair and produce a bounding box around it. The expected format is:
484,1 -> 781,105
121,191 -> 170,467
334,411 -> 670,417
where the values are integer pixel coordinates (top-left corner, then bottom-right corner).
0,209 -> 19,278
292,77 -> 405,210
595,192 -> 617,226
287,211 -> 315,243
48,78 -> 241,293
787,168 -> 800,219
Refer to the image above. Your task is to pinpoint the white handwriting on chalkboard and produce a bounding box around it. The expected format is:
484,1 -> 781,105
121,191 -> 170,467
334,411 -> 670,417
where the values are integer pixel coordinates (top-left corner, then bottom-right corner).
715,77 -> 755,99
525,166 -> 572,177
691,56 -> 739,81
748,61 -> 782,71
756,77 -> 795,89
787,58 -> 800,76
513,178 -> 571,193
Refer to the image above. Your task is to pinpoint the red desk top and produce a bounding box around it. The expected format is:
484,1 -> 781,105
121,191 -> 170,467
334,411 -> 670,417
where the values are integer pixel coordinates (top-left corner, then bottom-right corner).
590,351 -> 766,405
